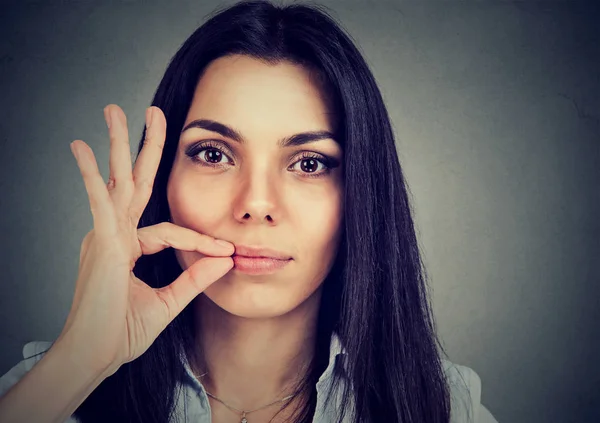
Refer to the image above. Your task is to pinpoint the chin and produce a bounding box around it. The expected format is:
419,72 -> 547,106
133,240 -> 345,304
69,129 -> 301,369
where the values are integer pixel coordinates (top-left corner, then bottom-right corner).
201,274 -> 322,319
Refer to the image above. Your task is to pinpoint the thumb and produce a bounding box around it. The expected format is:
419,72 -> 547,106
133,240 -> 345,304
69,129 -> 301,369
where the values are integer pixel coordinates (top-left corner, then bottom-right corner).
155,256 -> 233,322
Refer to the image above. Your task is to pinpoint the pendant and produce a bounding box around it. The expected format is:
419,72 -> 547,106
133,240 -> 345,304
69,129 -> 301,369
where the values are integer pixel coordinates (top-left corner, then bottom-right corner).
241,411 -> 248,423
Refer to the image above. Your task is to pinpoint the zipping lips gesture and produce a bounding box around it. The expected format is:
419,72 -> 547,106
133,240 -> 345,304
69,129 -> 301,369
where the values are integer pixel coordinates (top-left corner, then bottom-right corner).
61,104 -> 234,376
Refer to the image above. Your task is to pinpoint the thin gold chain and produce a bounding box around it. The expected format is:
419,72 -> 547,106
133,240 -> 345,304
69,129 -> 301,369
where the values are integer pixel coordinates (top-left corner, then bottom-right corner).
197,372 -> 298,419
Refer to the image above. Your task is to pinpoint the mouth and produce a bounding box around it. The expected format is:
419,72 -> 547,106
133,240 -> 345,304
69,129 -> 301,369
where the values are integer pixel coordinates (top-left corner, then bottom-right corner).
231,255 -> 292,275
225,243 -> 293,275
232,244 -> 292,261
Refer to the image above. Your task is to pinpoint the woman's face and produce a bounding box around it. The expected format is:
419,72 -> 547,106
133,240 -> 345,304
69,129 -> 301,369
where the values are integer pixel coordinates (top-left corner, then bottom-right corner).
167,54 -> 344,318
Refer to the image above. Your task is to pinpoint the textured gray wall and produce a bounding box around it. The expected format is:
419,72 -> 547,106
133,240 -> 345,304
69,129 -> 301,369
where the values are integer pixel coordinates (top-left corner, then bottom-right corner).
0,1 -> 598,422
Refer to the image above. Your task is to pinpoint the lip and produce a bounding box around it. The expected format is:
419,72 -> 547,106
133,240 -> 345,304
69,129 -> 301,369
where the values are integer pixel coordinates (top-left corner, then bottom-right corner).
232,256 -> 291,275
231,244 -> 292,275
233,244 -> 292,260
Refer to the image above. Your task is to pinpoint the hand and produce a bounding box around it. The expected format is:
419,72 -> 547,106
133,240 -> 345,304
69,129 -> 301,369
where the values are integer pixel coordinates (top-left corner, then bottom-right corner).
59,104 -> 234,376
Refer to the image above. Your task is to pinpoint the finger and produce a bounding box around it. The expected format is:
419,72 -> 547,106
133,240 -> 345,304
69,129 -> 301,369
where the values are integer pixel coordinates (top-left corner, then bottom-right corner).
70,140 -> 118,237
129,106 -> 166,225
155,256 -> 233,322
105,105 -> 134,212
137,222 -> 235,256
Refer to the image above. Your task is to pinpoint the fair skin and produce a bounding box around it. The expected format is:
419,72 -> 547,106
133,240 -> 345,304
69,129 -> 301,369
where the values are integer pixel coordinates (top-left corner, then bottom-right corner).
0,105 -> 238,422
169,54 -> 344,421
0,55 -> 343,423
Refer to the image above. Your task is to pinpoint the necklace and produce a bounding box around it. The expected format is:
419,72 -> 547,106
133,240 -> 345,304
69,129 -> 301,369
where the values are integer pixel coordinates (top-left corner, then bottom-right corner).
197,372 -> 298,423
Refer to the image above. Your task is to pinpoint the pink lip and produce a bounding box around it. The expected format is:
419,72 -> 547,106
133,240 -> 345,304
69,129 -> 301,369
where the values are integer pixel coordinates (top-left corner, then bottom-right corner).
233,244 -> 292,260
232,255 -> 291,275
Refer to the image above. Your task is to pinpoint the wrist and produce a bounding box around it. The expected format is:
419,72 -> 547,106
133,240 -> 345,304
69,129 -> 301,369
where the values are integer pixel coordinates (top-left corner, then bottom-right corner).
54,331 -> 122,380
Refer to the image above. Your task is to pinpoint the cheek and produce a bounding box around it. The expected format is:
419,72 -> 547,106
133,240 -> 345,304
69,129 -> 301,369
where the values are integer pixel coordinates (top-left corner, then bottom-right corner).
293,207 -> 342,301
292,188 -> 343,268
299,200 -> 342,242
167,173 -> 228,228
167,173 -> 231,268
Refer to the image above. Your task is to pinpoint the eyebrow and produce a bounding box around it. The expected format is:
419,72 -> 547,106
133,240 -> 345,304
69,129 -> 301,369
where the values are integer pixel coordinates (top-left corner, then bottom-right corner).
181,119 -> 337,148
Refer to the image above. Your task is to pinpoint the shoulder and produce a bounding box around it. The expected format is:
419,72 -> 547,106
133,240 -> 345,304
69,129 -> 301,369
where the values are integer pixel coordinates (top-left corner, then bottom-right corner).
441,358 -> 499,423
0,341 -> 81,423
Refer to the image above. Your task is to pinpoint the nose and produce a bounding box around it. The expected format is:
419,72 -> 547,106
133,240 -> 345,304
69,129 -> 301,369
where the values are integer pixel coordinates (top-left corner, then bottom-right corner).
233,169 -> 280,225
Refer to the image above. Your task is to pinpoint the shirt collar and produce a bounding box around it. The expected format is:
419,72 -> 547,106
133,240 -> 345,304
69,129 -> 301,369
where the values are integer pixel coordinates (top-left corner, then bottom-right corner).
317,331 -> 346,386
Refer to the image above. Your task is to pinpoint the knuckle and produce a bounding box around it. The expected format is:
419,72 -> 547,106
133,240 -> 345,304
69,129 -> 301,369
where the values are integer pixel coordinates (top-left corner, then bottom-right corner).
143,135 -> 163,152
89,199 -> 100,214
107,176 -> 134,192
79,167 -> 91,179
197,233 -> 212,245
182,267 -> 199,289
133,175 -> 154,191
109,131 -> 120,146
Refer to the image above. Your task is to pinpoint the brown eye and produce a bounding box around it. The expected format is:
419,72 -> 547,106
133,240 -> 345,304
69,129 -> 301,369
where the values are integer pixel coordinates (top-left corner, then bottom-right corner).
300,158 -> 319,173
204,149 -> 224,164
185,141 -> 234,167
289,153 -> 334,178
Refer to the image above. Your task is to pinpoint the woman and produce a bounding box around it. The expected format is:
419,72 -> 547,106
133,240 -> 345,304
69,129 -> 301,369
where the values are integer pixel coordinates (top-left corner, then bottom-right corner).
0,1 -> 498,422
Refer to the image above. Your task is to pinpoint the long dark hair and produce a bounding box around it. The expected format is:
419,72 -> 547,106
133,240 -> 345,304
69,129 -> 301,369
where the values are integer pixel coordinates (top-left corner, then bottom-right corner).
66,1 -> 452,422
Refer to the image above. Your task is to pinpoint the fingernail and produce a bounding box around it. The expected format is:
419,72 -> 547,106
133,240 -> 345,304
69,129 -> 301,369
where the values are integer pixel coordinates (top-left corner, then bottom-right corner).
103,106 -> 111,129
215,239 -> 234,250
145,107 -> 153,130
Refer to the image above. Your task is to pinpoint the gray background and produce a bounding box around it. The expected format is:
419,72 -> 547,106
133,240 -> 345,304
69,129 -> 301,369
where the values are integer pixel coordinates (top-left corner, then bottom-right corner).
0,1 -> 598,422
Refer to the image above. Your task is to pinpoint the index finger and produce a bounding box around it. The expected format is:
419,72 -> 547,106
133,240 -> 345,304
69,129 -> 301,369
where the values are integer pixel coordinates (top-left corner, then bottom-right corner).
129,106 -> 166,224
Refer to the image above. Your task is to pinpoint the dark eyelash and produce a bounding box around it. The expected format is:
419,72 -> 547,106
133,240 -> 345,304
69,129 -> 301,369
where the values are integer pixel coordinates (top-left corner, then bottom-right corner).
292,152 -> 340,178
185,140 -> 232,166
184,141 -> 340,178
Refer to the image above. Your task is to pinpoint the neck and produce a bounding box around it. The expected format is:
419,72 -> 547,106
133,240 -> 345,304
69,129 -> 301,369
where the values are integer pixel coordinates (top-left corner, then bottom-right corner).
190,289 -> 322,414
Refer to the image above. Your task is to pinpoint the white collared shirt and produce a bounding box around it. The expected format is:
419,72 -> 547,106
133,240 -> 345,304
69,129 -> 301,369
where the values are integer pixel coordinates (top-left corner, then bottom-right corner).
0,335 -> 498,422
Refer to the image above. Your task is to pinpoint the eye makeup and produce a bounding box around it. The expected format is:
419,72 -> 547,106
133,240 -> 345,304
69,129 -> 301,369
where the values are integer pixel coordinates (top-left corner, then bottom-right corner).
183,140 -> 341,179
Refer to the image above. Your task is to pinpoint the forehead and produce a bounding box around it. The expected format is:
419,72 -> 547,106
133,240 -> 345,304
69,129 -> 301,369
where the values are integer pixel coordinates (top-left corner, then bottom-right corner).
186,54 -> 336,135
